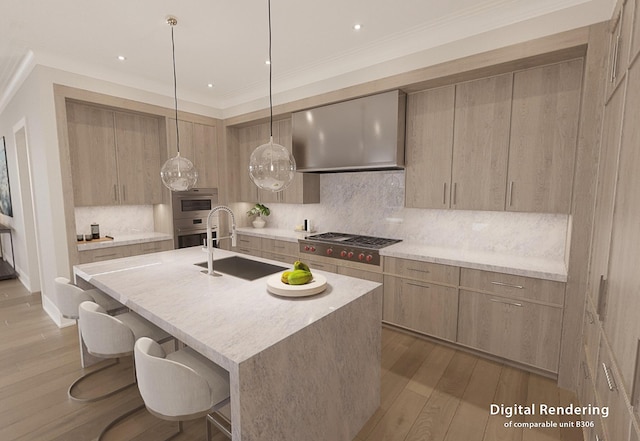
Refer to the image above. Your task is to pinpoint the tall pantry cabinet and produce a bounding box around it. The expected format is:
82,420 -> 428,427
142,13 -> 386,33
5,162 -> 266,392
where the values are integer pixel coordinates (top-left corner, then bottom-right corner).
579,0 -> 640,440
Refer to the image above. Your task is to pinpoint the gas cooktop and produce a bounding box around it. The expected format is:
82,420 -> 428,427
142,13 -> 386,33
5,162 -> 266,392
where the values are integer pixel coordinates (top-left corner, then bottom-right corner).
299,232 -> 401,266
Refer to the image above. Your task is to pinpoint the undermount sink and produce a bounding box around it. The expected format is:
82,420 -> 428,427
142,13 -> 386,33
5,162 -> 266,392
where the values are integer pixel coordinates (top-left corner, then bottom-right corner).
195,256 -> 287,281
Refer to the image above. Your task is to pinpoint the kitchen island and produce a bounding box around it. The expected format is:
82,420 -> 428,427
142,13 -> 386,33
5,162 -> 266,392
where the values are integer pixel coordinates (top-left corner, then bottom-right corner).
74,247 -> 382,441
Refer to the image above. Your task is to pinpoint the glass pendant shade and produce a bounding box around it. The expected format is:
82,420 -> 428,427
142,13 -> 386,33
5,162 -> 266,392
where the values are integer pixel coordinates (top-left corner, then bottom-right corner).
161,152 -> 198,192
249,136 -> 296,192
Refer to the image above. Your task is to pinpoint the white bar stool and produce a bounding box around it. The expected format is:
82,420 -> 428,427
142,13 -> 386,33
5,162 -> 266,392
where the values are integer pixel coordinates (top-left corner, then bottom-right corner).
71,301 -> 172,402
134,336 -> 232,440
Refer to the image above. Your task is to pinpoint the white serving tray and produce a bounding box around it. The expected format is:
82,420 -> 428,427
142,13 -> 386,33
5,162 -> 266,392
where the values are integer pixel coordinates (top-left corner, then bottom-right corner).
266,273 -> 327,297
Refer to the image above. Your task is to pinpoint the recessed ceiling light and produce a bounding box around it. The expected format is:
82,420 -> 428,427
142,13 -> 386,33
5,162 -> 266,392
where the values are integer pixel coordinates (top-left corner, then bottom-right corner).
117,55 -> 126,61
265,60 -> 271,65
353,23 -> 362,31
207,83 -> 214,88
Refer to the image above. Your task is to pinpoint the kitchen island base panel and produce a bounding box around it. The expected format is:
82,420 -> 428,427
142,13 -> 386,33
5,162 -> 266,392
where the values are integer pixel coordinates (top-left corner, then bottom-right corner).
233,287 -> 382,441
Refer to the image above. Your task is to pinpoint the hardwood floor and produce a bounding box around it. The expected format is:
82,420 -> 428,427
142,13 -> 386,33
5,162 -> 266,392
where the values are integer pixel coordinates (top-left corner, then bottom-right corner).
1,279 -> 584,441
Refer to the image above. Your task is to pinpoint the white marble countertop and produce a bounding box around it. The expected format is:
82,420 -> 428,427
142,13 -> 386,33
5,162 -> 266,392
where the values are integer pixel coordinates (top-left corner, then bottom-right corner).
233,227 -> 567,282
235,227 -> 311,243
77,232 -> 173,251
73,246 -> 381,370
381,242 -> 567,282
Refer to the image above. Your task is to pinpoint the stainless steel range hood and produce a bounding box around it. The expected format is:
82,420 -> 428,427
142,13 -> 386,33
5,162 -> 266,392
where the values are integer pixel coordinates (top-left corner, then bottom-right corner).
292,90 -> 406,172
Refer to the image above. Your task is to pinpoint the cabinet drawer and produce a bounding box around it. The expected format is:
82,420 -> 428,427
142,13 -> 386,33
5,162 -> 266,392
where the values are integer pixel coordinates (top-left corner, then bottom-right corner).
261,238 -> 298,257
383,275 -> 458,341
338,266 -> 383,283
595,338 -> 632,441
78,244 -> 137,263
460,268 -> 565,306
384,257 -> 459,286
139,240 -> 173,254
304,259 -> 337,273
457,289 -> 562,372
235,234 -> 261,250
261,251 -> 294,264
234,247 -> 262,258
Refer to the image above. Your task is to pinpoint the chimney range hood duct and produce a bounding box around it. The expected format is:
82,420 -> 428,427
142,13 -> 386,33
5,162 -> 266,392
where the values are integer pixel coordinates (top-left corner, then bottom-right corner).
292,90 -> 406,172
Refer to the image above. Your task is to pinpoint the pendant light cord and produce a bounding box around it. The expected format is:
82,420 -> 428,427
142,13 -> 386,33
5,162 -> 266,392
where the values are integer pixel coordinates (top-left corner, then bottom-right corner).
268,0 -> 273,138
171,23 -> 180,154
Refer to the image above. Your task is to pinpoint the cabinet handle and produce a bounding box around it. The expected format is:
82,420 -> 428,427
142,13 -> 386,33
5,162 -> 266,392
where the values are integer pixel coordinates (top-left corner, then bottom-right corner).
582,361 -> 590,380
96,253 -> 118,259
490,281 -> 524,289
611,34 -> 620,83
407,267 -> 430,274
406,281 -> 430,289
508,181 -> 514,207
602,362 -> 618,391
443,182 -> 447,205
453,183 -> 457,205
114,184 -> 118,202
122,185 -> 126,202
489,298 -> 523,307
597,275 -> 608,319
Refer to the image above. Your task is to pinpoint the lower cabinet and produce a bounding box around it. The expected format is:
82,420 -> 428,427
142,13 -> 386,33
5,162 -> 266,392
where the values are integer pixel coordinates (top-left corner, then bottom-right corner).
232,234 -> 262,257
78,239 -> 173,263
260,238 -> 299,265
457,289 -> 563,372
383,275 -> 458,342
594,337 -> 633,441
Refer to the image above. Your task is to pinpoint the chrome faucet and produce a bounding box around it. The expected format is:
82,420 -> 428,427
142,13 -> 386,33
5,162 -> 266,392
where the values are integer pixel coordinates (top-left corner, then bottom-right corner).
207,205 -> 237,276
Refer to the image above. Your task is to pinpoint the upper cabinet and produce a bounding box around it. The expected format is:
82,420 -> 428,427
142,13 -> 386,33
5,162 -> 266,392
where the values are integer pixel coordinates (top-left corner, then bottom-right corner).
451,74 -> 512,211
114,112 -> 163,205
233,119 -> 319,204
167,119 -> 219,188
67,101 -> 164,206
506,59 -> 583,213
631,0 -> 640,63
405,86 -> 455,209
404,60 -> 584,213
606,0 -> 635,99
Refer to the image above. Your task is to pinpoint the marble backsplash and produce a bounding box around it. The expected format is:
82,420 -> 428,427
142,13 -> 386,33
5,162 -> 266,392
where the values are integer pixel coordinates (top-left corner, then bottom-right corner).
234,170 -> 569,261
75,205 -> 155,237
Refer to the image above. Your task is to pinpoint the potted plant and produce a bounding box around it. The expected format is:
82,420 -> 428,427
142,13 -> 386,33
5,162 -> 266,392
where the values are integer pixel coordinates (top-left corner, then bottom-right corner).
247,203 -> 270,228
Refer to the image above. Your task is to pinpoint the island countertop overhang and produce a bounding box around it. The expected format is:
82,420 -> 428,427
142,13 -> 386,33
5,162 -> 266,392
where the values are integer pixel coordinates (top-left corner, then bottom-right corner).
73,246 -> 382,370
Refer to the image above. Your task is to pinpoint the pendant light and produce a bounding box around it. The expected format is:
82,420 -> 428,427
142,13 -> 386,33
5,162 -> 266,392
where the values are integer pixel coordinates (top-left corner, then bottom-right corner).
160,16 -> 198,192
248,0 -> 296,192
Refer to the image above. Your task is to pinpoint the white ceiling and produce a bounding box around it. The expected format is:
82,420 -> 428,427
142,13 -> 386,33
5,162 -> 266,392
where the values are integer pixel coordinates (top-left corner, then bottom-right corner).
1,0 -> 613,116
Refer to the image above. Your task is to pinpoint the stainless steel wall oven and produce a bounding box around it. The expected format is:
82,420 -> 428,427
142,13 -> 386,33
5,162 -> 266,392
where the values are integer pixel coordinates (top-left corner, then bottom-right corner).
172,188 -> 219,249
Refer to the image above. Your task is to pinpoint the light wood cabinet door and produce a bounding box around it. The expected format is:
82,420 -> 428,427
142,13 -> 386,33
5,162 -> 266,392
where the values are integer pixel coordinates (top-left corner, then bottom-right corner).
601,58 -> 640,394
167,120 -> 219,188
114,112 -> 163,205
166,118 -> 195,161
632,0 -> 640,63
241,119 -> 320,204
594,338 -> 633,441
507,60 -> 583,213
452,74 -> 512,211
606,0 -> 635,99
587,77 -> 626,306
193,122 -> 219,188
237,125 -> 259,202
405,86 -> 455,209
383,275 -> 458,341
67,102 -> 119,206
457,289 -> 562,372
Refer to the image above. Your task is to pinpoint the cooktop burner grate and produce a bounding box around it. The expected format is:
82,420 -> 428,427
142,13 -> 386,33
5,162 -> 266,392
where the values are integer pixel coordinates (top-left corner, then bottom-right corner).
305,232 -> 401,249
